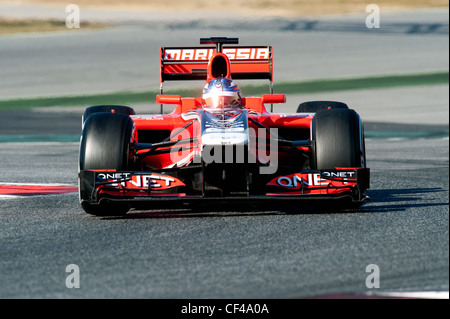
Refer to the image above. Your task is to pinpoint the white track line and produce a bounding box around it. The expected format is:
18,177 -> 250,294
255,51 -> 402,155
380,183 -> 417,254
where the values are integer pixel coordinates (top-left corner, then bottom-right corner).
0,182 -> 77,187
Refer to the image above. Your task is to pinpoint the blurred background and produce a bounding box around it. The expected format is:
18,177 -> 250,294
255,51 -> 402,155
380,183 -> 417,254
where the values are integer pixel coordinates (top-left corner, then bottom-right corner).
0,0 -> 448,131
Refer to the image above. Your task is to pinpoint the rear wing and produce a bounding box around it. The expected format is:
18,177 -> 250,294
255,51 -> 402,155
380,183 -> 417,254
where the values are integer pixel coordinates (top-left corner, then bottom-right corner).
160,38 -> 273,94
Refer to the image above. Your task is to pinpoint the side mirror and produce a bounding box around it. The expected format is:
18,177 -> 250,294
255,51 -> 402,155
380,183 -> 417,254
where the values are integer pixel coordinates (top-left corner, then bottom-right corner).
156,95 -> 182,105
261,94 -> 286,104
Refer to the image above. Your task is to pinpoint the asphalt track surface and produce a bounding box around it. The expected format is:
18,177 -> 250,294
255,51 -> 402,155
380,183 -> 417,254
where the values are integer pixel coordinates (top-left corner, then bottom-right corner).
0,137 -> 448,300
0,7 -> 448,300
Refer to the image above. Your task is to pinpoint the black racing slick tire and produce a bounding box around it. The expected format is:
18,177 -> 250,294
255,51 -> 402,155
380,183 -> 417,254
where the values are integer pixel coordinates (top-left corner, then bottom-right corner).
79,112 -> 134,216
79,112 -> 134,170
297,101 -> 348,113
311,108 -> 366,170
82,105 -> 135,125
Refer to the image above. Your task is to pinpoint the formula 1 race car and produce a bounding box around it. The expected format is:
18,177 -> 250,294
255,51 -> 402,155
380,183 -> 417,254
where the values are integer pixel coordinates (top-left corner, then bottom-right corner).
78,37 -> 370,216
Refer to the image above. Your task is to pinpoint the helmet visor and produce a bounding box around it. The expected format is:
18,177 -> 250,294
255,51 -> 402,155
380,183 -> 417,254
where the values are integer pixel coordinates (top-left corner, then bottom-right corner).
203,91 -> 239,108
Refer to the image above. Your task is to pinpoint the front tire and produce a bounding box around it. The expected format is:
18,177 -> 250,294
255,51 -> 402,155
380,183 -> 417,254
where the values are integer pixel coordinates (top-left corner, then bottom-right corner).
79,112 -> 134,216
311,108 -> 366,170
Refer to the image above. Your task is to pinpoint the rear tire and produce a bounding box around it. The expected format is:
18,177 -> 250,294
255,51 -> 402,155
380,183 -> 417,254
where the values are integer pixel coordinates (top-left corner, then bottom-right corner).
311,108 -> 366,170
82,105 -> 135,125
297,101 -> 348,113
79,112 -> 134,216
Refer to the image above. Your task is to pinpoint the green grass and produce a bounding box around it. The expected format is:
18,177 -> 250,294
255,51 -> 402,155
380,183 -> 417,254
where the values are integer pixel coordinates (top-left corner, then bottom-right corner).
0,71 -> 447,111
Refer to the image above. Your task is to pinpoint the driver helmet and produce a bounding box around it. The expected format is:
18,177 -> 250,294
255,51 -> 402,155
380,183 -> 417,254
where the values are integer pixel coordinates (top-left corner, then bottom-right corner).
202,78 -> 242,108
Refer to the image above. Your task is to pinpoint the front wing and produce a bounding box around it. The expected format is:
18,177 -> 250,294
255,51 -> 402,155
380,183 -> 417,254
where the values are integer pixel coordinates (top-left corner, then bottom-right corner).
79,168 -> 370,209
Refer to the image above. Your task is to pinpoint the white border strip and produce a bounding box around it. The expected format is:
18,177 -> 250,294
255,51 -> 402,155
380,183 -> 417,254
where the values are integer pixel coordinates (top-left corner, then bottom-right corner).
369,291 -> 449,299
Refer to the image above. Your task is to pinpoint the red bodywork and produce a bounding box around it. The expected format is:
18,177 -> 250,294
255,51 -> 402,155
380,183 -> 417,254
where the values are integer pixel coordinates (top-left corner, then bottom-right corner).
79,38 -> 369,210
